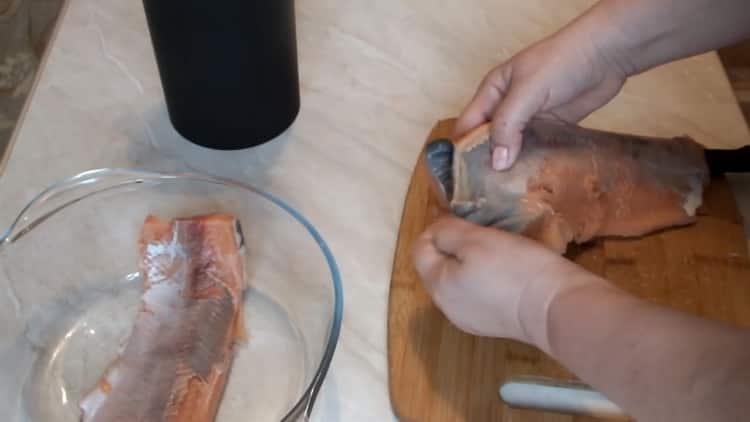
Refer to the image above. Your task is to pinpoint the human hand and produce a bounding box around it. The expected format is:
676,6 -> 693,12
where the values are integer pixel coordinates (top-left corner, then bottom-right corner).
455,28 -> 629,171
412,216 -> 600,351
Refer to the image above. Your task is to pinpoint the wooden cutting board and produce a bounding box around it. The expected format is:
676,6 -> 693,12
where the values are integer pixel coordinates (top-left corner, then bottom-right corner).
388,119 -> 750,422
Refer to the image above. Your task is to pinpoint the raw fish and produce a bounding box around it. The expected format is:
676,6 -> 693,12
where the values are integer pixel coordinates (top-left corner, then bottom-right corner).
425,120 -> 709,253
79,213 -> 246,422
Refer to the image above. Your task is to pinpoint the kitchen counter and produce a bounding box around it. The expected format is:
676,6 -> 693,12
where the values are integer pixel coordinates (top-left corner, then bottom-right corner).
2,0 -> 750,421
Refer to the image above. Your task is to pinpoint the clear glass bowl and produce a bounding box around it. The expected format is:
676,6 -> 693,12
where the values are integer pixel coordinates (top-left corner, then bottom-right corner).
0,169 -> 343,422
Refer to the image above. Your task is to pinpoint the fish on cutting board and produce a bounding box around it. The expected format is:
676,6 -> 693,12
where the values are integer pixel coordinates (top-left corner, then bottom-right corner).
79,213 -> 247,422
424,120 -> 710,253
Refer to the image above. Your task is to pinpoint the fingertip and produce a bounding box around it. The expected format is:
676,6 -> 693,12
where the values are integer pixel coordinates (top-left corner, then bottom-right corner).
428,216 -> 479,257
491,145 -> 510,171
412,228 -> 433,260
431,214 -> 472,232
455,106 -> 488,139
500,136 -> 523,171
454,89 -> 486,138
487,79 -> 547,170
412,231 -> 449,287
455,67 -> 509,138
489,116 -> 527,171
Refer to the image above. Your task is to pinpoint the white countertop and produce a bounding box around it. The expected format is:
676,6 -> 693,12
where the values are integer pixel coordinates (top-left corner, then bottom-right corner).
2,0 -> 750,421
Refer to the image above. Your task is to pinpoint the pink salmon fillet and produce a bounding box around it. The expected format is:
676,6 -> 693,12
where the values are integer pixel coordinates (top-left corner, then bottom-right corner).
79,213 -> 246,422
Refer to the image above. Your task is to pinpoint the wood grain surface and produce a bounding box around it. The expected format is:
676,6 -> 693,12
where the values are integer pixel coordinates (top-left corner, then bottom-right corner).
719,41 -> 750,125
388,119 -> 750,422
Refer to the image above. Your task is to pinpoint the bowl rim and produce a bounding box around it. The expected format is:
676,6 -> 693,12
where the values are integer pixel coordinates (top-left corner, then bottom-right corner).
1,168 -> 344,421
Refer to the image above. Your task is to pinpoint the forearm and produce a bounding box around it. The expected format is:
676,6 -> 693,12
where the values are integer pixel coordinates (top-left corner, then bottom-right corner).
567,0 -> 750,75
535,278 -> 750,421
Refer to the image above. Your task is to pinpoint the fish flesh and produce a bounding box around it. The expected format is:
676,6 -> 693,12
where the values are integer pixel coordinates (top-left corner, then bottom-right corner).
79,213 -> 247,422
425,120 -> 709,253
80,213 -> 246,422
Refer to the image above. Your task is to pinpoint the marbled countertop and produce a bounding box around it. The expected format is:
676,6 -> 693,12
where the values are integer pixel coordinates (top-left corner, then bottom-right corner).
2,0 -> 750,421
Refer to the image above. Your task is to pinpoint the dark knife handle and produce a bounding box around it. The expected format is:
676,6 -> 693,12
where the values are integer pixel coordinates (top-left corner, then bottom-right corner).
705,146 -> 750,175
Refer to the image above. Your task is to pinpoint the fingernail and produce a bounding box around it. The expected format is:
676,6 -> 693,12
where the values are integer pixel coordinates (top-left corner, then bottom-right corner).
492,146 -> 510,170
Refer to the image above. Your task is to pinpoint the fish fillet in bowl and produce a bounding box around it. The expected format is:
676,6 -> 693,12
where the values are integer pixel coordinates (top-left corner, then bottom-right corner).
0,169 -> 343,422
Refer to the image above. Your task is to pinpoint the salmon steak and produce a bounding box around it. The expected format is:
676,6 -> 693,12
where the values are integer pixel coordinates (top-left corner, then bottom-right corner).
79,213 -> 247,422
425,120 -> 710,253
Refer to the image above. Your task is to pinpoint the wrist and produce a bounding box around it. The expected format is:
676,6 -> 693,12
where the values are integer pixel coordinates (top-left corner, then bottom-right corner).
561,0 -> 645,77
516,265 -> 608,354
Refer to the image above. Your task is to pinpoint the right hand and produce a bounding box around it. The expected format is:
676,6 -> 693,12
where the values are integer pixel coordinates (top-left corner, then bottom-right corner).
455,29 -> 630,170
412,216 -> 602,351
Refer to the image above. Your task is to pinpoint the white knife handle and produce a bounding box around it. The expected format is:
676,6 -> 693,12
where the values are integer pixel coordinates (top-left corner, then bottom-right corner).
499,377 -> 630,420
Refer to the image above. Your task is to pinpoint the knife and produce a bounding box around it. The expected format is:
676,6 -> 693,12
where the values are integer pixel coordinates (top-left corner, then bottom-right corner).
499,377 -> 630,420
705,145 -> 750,175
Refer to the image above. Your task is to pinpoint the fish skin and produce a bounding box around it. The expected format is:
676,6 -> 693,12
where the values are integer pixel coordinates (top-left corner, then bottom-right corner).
425,120 -> 709,253
79,213 -> 246,422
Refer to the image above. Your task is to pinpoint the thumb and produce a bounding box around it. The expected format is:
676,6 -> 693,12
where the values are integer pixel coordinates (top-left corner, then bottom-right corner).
427,216 -> 481,259
413,217 -> 479,295
412,226 -> 461,293
489,82 -> 546,171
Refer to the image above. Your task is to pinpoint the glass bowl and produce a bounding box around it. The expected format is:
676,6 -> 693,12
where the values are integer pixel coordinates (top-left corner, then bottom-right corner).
0,169 -> 343,422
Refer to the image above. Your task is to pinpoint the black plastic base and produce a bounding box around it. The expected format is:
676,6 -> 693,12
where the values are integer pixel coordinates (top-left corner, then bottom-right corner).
143,0 -> 300,150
